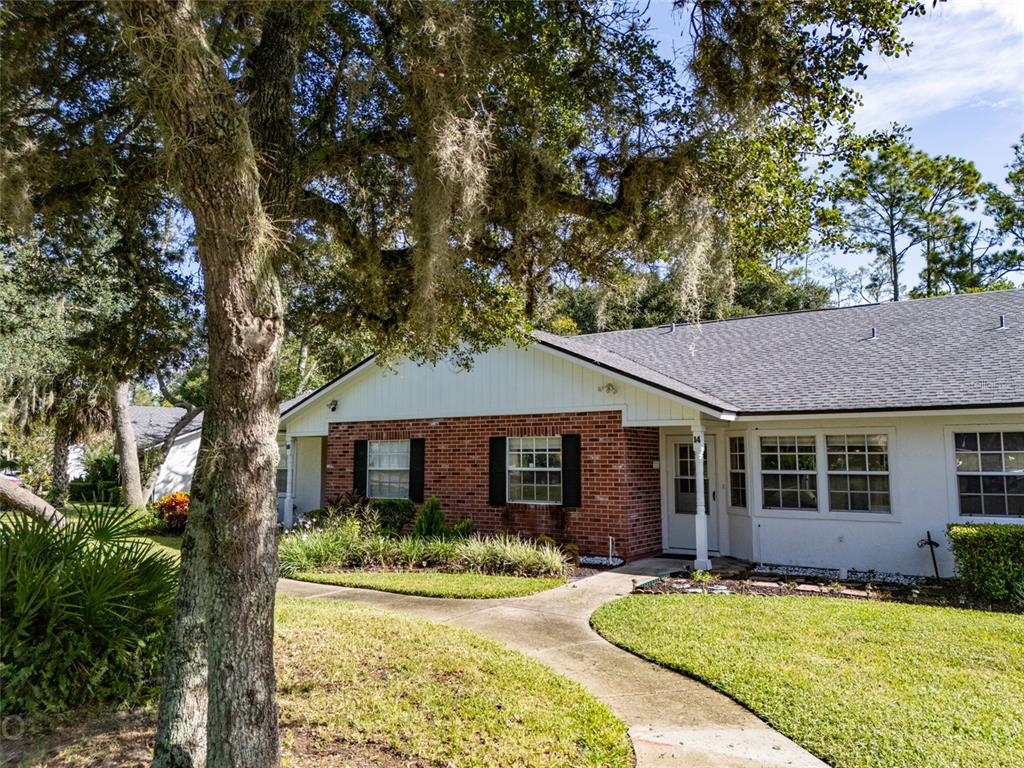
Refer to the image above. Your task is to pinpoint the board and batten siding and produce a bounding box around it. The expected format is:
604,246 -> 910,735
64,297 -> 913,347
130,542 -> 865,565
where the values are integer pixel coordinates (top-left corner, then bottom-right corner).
284,342 -> 702,436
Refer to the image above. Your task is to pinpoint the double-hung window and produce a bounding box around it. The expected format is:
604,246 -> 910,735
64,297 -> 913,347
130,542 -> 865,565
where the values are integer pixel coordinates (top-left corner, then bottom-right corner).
728,436 -> 747,508
954,431 -> 1024,517
508,436 -> 562,503
367,439 -> 410,499
760,436 -> 817,510
276,442 -> 288,494
826,434 -> 890,512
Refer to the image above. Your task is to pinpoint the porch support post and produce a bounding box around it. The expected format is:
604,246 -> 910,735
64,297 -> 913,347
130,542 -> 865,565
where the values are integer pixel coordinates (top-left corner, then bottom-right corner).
692,427 -> 712,571
284,436 -> 295,529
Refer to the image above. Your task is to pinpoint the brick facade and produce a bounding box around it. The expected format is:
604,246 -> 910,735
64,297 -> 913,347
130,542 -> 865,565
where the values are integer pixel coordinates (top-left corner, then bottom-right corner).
325,410 -> 663,560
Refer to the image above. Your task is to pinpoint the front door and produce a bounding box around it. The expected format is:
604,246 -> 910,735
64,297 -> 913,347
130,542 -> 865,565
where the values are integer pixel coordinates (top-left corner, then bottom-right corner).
666,437 -> 719,552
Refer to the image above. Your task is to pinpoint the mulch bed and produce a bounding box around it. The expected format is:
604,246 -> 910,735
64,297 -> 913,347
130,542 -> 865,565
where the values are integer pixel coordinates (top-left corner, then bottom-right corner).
635,572 -> 1020,613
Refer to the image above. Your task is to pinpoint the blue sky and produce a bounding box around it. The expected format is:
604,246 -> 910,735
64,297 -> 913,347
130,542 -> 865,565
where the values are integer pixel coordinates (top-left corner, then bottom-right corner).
645,0 -> 1024,289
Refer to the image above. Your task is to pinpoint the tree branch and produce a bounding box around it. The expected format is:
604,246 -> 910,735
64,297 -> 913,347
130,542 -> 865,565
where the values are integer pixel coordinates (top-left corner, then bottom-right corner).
0,478 -> 67,527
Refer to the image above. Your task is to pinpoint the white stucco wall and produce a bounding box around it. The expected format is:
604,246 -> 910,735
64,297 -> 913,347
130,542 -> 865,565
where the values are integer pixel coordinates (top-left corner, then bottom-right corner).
152,431 -> 200,499
67,445 -> 87,480
712,411 -> 1024,577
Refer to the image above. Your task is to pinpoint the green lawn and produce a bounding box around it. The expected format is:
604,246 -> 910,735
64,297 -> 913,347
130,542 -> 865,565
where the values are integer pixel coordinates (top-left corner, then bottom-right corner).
292,569 -> 565,598
592,594 -> 1024,768
65,502 -> 183,559
20,598 -> 631,767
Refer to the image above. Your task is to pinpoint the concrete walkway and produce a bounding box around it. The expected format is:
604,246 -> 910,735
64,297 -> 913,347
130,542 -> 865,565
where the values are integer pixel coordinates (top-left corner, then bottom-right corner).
279,559 -> 827,768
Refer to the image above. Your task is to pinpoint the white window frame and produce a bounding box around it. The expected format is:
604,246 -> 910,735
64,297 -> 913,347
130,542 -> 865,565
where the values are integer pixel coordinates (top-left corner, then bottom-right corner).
752,426 -> 900,522
507,436 -> 562,505
367,439 -> 411,500
944,425 -> 1024,521
824,433 -> 893,515
726,432 -> 748,512
758,432 -> 820,512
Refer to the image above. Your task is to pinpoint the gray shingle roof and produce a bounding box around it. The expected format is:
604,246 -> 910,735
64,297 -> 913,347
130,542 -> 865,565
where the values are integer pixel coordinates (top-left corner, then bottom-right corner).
129,406 -> 202,448
144,393 -> 311,446
537,290 -> 1024,415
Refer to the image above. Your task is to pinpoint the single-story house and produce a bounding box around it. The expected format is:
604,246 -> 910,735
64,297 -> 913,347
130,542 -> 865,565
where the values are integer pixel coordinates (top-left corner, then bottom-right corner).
151,395 -> 304,502
68,405 -> 201,483
275,290 -> 1022,577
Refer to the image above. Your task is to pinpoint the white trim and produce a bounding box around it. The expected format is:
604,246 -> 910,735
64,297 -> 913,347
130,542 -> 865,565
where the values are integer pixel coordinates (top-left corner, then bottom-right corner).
750,426 -> 900,521
506,435 -> 563,505
943,423 -> 1024,524
734,406 -> 1024,422
366,439 -> 412,500
660,428 -> 722,557
725,430 -> 750,516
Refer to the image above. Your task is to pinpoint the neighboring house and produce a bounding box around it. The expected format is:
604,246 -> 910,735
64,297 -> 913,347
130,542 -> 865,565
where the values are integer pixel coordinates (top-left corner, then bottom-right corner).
152,396 -> 305,509
277,290 -> 1023,577
68,405 -> 200,484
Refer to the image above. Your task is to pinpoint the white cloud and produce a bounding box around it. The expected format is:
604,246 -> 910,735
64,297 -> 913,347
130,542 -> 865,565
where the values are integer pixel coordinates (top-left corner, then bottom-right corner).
852,0 -> 1024,130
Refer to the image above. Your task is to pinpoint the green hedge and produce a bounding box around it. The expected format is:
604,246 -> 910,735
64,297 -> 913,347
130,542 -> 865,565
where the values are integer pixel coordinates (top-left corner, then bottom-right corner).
947,523 -> 1024,602
67,480 -> 122,505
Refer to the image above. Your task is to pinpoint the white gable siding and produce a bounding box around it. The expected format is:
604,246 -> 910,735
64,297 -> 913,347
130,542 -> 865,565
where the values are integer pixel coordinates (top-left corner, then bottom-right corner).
284,342 -> 700,436
152,431 -> 200,499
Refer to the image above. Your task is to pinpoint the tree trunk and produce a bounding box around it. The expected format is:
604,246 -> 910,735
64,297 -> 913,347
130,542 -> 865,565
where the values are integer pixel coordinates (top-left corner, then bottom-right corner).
153,507 -> 210,768
888,219 -> 900,301
112,379 -> 146,508
49,413 -> 71,508
0,478 -> 68,527
118,4 -> 283,767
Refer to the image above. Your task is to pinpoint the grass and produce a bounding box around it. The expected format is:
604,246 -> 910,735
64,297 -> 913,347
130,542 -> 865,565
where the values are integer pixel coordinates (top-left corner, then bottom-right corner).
292,570 -> 565,598
591,594 -> 1024,768
15,598 -> 632,767
65,502 -> 182,560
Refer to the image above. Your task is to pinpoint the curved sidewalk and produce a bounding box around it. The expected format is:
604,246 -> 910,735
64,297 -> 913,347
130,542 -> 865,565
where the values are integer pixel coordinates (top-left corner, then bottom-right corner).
278,558 -> 827,768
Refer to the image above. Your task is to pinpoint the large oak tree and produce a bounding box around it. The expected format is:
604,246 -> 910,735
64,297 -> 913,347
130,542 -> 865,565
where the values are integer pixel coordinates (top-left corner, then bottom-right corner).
2,1 -> 922,765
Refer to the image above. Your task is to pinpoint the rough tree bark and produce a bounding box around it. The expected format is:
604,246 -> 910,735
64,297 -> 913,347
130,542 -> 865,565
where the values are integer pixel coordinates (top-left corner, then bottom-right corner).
117,2 -> 284,767
49,412 -> 72,508
0,478 -> 68,527
111,380 -> 146,508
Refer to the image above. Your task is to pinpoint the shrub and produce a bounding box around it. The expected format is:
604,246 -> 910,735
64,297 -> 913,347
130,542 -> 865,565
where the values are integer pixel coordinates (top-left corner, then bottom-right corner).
947,523 -> 1024,602
278,529 -> 569,579
67,479 -> 95,502
84,449 -> 119,484
448,517 -> 475,539
154,491 -> 190,533
0,508 -> 177,716
413,496 -> 447,538
455,534 -> 567,578
371,498 -> 417,536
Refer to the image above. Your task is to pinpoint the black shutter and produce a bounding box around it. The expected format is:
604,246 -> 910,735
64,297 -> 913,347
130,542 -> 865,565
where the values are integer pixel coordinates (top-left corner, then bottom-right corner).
353,440 -> 368,496
561,434 -> 582,507
409,438 -> 425,503
488,436 -> 507,506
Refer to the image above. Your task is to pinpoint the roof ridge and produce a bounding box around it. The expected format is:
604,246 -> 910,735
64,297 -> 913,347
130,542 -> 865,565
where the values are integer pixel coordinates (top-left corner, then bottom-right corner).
572,288 -> 1023,340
